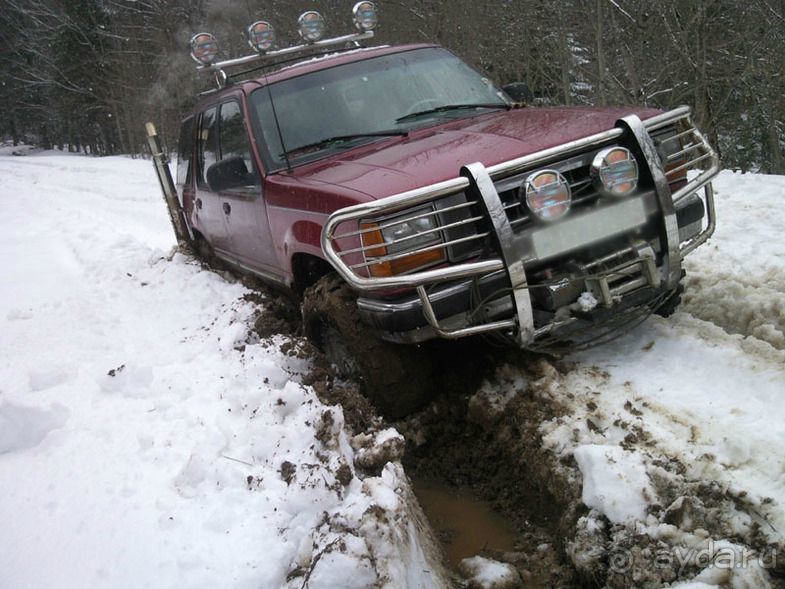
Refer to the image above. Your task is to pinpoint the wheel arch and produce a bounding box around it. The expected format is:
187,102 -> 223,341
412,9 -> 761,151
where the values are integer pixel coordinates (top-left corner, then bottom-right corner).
291,252 -> 334,295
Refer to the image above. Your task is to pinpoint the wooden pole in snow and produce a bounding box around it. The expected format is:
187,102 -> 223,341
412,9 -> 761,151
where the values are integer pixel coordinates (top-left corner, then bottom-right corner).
144,122 -> 191,247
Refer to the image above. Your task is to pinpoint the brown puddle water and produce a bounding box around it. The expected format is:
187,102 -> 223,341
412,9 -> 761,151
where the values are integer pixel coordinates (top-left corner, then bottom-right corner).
412,478 -> 518,568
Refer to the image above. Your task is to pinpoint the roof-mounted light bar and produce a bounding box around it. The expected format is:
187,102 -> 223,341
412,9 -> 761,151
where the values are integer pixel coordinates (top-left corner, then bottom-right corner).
190,32 -> 219,65
353,2 -> 378,32
298,11 -> 327,43
247,21 -> 275,53
193,4 -> 378,86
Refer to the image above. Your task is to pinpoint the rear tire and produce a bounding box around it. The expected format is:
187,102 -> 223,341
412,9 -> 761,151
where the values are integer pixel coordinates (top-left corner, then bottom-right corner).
302,274 -> 438,419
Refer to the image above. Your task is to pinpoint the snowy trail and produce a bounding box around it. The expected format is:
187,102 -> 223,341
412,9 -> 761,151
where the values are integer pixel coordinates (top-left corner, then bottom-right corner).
0,152 -> 447,589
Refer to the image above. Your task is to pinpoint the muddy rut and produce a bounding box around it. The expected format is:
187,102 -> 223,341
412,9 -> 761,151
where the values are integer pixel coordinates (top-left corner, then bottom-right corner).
235,268 -> 784,588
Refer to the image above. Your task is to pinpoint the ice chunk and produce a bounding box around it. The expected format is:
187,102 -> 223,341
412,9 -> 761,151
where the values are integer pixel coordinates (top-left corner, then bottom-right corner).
573,444 -> 655,524
458,555 -> 521,589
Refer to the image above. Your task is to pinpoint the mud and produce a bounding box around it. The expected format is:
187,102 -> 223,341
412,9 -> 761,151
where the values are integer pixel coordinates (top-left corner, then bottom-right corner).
411,479 -> 518,567
397,356 -> 581,588
237,277 -> 581,586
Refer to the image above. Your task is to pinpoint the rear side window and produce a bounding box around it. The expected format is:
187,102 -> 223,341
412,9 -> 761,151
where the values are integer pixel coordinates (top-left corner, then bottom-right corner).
176,117 -> 193,186
219,101 -> 254,174
197,107 -> 217,189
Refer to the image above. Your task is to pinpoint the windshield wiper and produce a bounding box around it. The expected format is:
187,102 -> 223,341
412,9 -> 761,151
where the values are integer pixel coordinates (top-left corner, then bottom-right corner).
282,130 -> 408,158
395,103 -> 511,123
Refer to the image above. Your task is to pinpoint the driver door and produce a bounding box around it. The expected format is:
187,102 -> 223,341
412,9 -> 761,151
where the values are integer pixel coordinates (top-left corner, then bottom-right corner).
214,99 -> 278,275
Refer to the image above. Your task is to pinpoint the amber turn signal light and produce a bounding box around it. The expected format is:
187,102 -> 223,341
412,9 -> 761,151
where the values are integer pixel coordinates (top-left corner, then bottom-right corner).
359,222 -> 445,277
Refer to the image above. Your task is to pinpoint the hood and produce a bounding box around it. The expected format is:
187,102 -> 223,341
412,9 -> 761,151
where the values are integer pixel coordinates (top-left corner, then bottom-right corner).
292,106 -> 661,200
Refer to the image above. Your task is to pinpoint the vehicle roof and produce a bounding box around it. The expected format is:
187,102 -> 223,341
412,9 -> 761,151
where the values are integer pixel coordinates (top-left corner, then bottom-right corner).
193,43 -> 438,108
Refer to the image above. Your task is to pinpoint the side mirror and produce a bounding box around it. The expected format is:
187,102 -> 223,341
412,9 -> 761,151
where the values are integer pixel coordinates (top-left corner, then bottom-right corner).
502,82 -> 534,104
206,156 -> 254,192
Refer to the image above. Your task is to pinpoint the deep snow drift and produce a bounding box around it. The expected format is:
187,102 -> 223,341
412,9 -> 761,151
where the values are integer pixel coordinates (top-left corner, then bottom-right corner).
0,150 -> 447,589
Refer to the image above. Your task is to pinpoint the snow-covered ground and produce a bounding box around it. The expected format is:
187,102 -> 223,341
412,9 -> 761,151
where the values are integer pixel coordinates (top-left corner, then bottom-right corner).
534,171 -> 785,587
2,147 -> 784,589
0,150 -> 446,589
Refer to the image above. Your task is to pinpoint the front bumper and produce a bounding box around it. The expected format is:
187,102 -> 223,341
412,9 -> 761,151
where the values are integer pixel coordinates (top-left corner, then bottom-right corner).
355,193 -> 706,343
321,106 -> 720,348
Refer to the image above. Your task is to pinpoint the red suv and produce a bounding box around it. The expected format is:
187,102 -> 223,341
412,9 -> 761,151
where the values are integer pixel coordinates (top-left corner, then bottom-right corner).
171,8 -> 718,414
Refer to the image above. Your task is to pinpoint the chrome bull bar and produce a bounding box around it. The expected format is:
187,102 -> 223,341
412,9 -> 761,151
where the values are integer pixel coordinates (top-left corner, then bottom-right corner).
321,106 -> 720,347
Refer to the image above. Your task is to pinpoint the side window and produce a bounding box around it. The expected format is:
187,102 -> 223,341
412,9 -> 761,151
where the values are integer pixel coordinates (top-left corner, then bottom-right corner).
219,101 -> 259,187
197,107 -> 217,189
176,117 -> 193,186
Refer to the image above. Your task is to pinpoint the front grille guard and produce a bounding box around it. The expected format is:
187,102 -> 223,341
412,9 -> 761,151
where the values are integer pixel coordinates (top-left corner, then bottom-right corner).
322,105 -> 720,346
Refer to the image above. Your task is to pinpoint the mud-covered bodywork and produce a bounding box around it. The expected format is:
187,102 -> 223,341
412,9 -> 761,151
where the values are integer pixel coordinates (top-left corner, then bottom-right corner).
177,43 -> 719,350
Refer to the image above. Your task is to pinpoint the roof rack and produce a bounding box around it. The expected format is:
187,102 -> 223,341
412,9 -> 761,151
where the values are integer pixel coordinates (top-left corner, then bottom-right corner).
190,4 -> 379,89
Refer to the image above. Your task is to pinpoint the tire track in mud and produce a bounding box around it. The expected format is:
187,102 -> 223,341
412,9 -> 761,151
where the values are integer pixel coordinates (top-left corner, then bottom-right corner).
238,275 -> 578,587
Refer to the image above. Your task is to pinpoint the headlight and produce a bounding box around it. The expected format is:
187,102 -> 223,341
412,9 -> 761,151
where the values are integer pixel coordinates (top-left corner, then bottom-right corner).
359,207 -> 445,277
522,170 -> 571,222
591,147 -> 638,196
297,11 -> 326,43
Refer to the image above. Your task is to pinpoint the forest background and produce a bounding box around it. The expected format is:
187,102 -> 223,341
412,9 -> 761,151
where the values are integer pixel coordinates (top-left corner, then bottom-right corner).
1,0 -> 783,172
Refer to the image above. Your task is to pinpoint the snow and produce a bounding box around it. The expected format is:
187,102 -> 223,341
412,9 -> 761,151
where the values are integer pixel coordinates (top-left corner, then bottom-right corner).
573,444 -> 655,524
565,172 -> 785,531
3,148 -> 785,588
0,152 -> 446,588
538,170 -> 785,585
682,171 -> 785,351
458,555 -> 521,589
576,291 -> 598,312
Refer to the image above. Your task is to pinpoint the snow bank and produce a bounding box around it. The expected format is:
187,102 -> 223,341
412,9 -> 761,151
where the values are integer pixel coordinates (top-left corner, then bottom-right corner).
0,154 -> 446,589
530,171 -> 785,585
682,171 -> 785,350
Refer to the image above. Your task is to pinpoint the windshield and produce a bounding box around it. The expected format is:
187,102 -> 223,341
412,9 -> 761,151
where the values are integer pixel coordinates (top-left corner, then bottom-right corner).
249,47 -> 507,170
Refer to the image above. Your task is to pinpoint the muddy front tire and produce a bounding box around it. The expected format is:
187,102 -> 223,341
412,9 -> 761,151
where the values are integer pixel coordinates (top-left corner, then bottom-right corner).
654,272 -> 686,318
302,274 -> 438,419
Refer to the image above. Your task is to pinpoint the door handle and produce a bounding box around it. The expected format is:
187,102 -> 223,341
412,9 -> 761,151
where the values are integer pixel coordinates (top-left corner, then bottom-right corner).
222,202 -> 231,215
195,198 -> 202,210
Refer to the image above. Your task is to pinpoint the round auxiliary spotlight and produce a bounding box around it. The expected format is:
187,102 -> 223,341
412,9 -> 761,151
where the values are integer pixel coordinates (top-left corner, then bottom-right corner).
522,169 -> 572,222
298,11 -> 326,43
591,147 -> 639,196
189,32 -> 219,65
247,21 -> 275,53
353,1 -> 378,32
